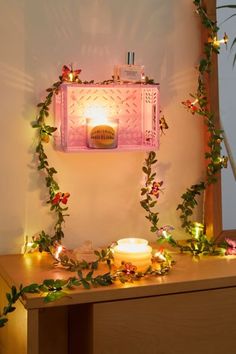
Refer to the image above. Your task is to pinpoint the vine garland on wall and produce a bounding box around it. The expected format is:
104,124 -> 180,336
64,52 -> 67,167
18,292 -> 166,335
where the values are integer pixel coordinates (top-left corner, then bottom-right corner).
141,0 -> 230,254
31,0 -> 229,254
0,0 -> 233,329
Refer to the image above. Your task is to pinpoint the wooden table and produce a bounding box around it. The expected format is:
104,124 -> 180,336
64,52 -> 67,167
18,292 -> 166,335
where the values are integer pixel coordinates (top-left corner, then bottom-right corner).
1,251 -> 236,354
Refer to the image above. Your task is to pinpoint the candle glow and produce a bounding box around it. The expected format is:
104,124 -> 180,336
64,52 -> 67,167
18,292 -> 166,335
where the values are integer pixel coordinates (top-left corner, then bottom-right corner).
113,238 -> 152,272
86,115 -> 119,149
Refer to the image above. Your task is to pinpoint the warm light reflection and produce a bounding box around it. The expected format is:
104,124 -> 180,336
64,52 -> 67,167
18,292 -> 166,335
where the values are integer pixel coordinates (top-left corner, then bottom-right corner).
84,105 -> 108,122
191,222 -> 204,239
55,245 -> 63,260
21,241 -> 34,254
116,238 -> 149,252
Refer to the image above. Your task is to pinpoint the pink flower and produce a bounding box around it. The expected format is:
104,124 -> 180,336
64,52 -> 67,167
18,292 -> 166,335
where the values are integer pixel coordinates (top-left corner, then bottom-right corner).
225,238 -> 236,255
122,263 -> 137,274
61,193 -> 70,204
150,181 -> 163,198
52,192 -> 70,205
157,225 -> 174,237
62,65 -> 81,82
52,193 -> 61,205
182,99 -> 198,114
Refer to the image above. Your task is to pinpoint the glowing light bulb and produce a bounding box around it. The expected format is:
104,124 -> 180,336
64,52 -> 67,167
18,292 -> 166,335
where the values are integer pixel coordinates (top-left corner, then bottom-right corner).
55,245 -> 63,260
191,222 -> 204,239
68,72 -> 74,82
154,251 -> 166,261
191,98 -> 199,106
212,33 -> 228,48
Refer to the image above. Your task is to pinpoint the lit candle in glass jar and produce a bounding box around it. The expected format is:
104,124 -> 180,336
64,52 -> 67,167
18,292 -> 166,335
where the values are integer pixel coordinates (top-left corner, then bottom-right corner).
113,238 -> 152,272
86,117 -> 118,149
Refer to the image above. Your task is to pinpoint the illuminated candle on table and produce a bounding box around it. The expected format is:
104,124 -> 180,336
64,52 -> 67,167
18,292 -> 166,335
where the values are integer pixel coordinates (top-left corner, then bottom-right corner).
113,238 -> 152,272
86,117 -> 118,149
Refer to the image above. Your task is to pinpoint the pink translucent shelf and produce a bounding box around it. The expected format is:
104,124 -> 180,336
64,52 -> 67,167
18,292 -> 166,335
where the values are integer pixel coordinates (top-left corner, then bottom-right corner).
54,83 -> 160,152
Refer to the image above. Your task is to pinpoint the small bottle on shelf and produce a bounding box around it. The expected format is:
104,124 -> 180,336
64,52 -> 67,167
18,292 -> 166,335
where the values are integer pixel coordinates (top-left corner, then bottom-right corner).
114,52 -> 145,83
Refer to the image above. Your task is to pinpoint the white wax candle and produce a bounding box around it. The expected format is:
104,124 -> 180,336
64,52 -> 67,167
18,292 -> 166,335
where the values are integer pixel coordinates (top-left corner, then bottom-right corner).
113,238 -> 152,272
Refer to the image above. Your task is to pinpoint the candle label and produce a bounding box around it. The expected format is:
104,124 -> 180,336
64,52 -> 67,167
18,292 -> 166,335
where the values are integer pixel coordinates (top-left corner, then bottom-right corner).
90,125 -> 116,148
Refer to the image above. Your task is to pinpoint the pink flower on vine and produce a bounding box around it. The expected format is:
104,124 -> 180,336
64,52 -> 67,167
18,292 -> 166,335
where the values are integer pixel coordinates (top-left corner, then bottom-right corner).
225,238 -> 236,255
52,192 -> 70,205
62,65 -> 81,82
157,225 -> 174,238
122,262 -> 137,274
182,99 -> 198,114
150,181 -> 163,198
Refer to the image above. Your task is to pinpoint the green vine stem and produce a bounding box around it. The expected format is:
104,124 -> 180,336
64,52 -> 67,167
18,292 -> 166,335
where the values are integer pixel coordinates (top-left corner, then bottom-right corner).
140,151 -> 163,233
176,0 -> 228,234
32,76 -> 71,250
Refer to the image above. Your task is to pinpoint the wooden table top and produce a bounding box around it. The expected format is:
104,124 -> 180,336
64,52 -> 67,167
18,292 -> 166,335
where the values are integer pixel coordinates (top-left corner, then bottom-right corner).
1,251 -> 236,309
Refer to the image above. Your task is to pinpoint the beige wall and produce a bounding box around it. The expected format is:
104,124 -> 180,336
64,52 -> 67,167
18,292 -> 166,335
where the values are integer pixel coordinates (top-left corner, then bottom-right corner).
0,0 -> 204,253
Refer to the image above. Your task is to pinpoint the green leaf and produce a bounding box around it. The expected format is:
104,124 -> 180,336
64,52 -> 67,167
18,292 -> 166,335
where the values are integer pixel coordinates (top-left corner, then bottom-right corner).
85,271 -> 94,281
22,284 -> 40,293
142,167 -> 148,174
81,279 -> 90,289
0,318 -> 8,327
43,279 -> 55,288
44,290 -> 67,303
6,293 -> 12,302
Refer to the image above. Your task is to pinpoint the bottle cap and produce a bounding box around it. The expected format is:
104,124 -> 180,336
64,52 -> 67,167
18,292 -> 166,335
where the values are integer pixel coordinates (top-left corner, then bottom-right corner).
127,52 -> 135,65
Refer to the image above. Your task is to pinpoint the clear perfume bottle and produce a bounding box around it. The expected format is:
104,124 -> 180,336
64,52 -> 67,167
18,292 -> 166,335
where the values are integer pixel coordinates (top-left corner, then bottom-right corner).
114,52 -> 145,83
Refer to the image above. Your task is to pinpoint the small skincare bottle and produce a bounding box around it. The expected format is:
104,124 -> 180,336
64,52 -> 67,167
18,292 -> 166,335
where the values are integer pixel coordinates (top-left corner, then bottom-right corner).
114,52 -> 145,83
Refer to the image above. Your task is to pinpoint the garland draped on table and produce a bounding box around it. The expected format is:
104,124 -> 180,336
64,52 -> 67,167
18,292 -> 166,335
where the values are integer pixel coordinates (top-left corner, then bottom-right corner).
0,0 -> 232,329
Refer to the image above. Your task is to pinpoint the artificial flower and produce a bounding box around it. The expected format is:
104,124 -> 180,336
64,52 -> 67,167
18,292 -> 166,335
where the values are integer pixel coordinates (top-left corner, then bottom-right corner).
52,192 -> 70,205
225,238 -> 236,255
122,262 -> 137,274
150,181 -> 163,198
62,65 -> 81,82
182,99 -> 198,114
157,225 -> 174,238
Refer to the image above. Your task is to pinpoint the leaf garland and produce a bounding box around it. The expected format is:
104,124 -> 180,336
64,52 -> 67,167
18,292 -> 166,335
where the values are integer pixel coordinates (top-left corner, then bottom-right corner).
1,0 -> 231,331
140,151 -> 163,233
32,76 -> 70,250
176,0 -> 228,233
0,247 -> 173,328
140,0 -> 229,253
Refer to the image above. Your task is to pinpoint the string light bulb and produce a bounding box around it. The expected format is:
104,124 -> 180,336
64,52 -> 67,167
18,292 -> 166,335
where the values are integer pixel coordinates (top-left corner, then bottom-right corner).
191,222 -> 204,239
55,245 -> 63,260
210,32 -> 229,48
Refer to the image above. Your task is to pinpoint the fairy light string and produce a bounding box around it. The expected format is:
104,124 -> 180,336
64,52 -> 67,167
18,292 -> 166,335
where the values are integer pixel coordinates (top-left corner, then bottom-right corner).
176,0 -> 228,233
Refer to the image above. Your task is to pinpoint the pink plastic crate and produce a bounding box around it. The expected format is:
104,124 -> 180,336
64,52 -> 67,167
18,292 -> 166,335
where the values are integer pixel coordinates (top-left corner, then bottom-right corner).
54,83 -> 160,151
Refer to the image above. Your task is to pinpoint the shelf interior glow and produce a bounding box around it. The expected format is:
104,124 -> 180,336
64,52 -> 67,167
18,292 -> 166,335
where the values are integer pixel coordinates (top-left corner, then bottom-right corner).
113,238 -> 152,271
54,83 -> 160,151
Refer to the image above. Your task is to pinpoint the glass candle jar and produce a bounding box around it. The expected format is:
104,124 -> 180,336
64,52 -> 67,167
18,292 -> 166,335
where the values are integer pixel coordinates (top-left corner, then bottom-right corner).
86,118 -> 119,149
